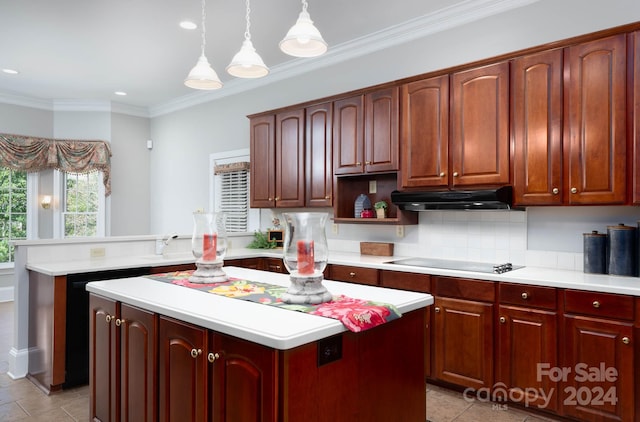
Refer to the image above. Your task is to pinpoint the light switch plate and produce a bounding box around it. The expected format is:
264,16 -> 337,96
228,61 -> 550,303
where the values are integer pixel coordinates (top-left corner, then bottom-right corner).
396,226 -> 404,238
90,247 -> 105,258
369,180 -> 377,194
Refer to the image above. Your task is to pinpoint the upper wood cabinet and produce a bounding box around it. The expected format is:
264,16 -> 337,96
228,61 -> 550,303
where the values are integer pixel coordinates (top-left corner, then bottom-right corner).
250,110 -> 305,208
400,75 -> 449,188
305,102 -> 333,207
566,34 -> 627,205
512,49 -> 564,205
333,87 -> 399,175
634,31 -> 640,205
450,61 -> 510,187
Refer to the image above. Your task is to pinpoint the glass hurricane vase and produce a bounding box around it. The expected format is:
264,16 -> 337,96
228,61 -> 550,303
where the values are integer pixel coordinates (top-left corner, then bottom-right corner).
189,211 -> 228,283
281,212 -> 332,304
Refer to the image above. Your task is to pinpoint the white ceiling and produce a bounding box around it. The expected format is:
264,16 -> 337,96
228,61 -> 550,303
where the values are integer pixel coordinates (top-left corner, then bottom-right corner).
0,0 -> 533,111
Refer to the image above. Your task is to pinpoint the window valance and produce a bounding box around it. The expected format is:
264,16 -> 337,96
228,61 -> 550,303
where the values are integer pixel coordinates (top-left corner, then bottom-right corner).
0,133 -> 112,196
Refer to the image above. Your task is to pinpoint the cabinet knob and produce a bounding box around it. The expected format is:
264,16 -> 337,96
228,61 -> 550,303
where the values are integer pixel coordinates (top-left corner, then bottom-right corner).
268,197 -> 273,201
105,315 -> 112,323
521,292 -> 529,300
275,265 -> 281,270
115,318 -> 125,327
365,161 -> 371,165
275,197 -> 280,201
571,187 -> 577,194
207,352 -> 220,363
325,195 -> 331,199
592,300 -> 601,308
356,162 -> 361,166
552,188 -> 559,195
453,172 -> 459,177
439,172 -> 445,177
622,337 -> 630,345
499,316 -> 506,323
191,348 -> 202,358
349,272 -> 356,277
434,307 -> 440,313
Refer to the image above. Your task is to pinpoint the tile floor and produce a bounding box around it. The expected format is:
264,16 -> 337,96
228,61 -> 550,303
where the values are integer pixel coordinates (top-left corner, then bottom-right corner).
0,300 -> 563,421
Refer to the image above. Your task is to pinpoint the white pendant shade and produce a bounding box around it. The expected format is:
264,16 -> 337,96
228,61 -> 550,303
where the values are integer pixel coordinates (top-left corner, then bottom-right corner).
184,54 -> 223,90
227,39 -> 269,78
279,9 -> 327,57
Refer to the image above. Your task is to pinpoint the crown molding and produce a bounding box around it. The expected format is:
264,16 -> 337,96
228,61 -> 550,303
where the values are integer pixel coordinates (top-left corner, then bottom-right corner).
0,92 -> 53,110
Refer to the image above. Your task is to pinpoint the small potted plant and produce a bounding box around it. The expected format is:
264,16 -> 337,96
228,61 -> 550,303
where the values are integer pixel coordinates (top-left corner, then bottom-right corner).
374,201 -> 388,219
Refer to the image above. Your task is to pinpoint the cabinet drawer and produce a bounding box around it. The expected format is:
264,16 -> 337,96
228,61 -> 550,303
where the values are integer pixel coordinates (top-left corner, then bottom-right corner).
499,282 -> 556,310
564,289 -> 634,321
433,276 -> 495,302
380,270 -> 431,293
329,265 -> 379,286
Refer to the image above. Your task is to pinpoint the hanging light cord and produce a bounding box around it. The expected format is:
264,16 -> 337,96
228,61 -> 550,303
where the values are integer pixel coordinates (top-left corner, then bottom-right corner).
200,0 -> 207,55
244,0 -> 252,41
301,0 -> 309,13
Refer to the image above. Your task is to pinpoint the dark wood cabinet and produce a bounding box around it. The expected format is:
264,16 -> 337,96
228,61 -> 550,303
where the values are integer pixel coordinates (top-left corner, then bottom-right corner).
512,49 -> 564,206
364,87 -> 399,173
333,95 -> 364,175
261,257 -> 286,273
90,295 -> 157,422
432,277 -> 495,390
328,264 -> 379,286
497,283 -> 559,412
450,61 -> 510,187
249,109 -> 305,208
562,290 -> 634,422
566,34 -> 628,205
634,30 -> 640,204
400,75 -> 449,189
305,102 -> 333,207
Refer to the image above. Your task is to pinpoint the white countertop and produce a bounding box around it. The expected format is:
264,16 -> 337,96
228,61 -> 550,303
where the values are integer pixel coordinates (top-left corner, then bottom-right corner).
26,248 -> 640,297
85,266 -> 433,350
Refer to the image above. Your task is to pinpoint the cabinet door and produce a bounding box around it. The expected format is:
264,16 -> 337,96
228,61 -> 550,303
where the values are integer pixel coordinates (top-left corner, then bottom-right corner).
275,109 -> 305,207
497,305 -> 558,412
159,317 -> 208,422
634,31 -> 640,204
120,304 -> 157,422
512,49 -> 563,205
400,75 -> 449,188
364,87 -> 399,173
249,115 -> 275,208
89,294 -> 118,422
329,264 -> 379,286
566,34 -> 627,204
261,257 -> 286,273
333,95 -> 364,175
433,296 -> 494,390
451,61 -> 510,186
562,314 -> 633,422
305,102 -> 333,207
210,333 -> 277,422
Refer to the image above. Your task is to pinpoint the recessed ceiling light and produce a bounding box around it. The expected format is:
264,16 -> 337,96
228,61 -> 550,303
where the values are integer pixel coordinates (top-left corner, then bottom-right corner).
180,20 -> 197,30
2,68 -> 19,75
114,91 -> 127,96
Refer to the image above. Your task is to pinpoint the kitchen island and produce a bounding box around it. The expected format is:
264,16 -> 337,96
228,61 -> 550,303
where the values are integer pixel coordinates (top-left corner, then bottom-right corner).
86,266 -> 433,422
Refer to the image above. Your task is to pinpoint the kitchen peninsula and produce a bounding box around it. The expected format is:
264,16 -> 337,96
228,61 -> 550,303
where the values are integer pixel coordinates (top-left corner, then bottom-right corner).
86,266 -> 432,422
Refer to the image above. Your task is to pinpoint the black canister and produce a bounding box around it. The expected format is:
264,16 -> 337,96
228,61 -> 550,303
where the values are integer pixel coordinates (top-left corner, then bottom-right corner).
583,231 -> 606,274
606,224 -> 637,276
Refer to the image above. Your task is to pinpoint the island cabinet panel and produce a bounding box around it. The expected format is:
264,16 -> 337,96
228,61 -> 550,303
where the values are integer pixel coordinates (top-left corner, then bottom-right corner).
90,296 -> 157,422
249,115 -> 276,208
159,316 -> 209,422
400,75 -> 449,189
432,277 -> 495,390
512,49 -> 564,206
561,290 -> 635,422
450,61 -> 510,187
566,34 -> 628,205
497,283 -> 559,412
305,102 -> 333,207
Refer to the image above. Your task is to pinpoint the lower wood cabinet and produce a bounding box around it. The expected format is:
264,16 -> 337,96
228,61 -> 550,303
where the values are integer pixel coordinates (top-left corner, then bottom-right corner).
328,264 -> 379,285
90,295 -> 157,422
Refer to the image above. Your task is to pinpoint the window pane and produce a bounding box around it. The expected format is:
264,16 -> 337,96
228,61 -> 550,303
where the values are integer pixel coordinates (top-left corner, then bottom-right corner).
64,172 -> 100,237
0,168 -> 28,262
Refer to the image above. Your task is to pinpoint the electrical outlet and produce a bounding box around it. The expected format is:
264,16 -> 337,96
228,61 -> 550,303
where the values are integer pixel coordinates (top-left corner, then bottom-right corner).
332,223 -> 339,235
90,247 -> 105,258
396,225 -> 404,238
369,180 -> 377,194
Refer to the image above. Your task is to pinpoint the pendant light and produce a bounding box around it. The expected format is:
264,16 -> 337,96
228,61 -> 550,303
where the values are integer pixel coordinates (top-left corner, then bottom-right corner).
227,0 -> 269,78
185,0 -> 223,90
279,0 -> 327,58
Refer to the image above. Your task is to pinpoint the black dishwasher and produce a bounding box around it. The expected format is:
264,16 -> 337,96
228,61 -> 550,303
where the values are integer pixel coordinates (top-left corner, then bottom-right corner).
64,267 -> 151,388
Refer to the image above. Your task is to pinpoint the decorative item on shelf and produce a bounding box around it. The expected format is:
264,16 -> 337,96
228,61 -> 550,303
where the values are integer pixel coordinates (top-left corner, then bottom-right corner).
189,211 -> 229,283
374,201 -> 388,219
583,230 -> 606,274
281,212 -> 332,304
267,229 -> 284,248
360,208 -> 374,218
354,194 -> 371,218
606,223 -> 637,277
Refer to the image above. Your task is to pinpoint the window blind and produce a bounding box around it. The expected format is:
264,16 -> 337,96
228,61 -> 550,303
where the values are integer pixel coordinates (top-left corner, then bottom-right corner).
215,163 -> 249,232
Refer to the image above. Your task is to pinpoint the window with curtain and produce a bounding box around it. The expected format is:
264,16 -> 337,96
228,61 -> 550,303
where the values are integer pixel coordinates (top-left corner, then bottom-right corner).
0,168 -> 27,262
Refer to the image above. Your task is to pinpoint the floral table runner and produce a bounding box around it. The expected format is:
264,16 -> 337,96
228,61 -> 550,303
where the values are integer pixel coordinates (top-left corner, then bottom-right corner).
145,270 -> 401,332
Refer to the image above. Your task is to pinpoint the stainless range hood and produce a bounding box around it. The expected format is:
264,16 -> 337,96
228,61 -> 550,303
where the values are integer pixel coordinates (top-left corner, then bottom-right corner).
391,186 -> 515,210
